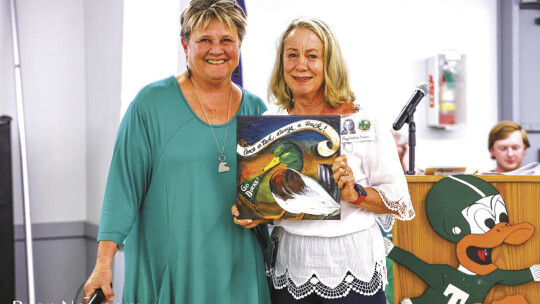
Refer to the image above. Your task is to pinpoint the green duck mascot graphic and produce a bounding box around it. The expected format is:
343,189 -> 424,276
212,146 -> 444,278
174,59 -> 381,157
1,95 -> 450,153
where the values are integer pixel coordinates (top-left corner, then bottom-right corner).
385,175 -> 540,304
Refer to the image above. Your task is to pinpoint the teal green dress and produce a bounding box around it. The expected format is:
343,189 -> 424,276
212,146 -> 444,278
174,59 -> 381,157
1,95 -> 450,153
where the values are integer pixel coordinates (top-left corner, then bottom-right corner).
98,76 -> 270,304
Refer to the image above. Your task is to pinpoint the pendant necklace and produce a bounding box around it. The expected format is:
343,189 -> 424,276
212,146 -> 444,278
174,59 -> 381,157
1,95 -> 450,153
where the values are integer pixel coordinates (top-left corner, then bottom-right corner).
190,79 -> 233,173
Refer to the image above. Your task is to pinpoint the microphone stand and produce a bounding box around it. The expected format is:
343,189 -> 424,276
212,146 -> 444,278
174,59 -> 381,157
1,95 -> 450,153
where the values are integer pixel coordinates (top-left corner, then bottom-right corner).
393,82 -> 428,175
406,117 -> 416,175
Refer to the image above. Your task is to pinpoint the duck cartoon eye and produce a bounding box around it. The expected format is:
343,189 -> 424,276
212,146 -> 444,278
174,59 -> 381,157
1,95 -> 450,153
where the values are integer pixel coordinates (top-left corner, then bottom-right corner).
499,212 -> 509,223
474,209 -> 496,233
484,218 -> 496,229
493,198 -> 509,224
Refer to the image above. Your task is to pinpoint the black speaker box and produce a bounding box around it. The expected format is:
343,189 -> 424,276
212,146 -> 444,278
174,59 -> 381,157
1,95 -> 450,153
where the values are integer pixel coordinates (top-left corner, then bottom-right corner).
0,115 -> 14,302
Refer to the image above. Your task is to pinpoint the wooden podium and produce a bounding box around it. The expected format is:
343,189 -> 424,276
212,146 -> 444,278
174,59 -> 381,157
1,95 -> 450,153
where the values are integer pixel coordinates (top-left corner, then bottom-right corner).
392,175 -> 540,304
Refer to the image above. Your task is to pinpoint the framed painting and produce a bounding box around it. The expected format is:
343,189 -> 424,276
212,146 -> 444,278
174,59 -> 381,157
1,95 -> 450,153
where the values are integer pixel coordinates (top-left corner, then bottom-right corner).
236,115 -> 342,220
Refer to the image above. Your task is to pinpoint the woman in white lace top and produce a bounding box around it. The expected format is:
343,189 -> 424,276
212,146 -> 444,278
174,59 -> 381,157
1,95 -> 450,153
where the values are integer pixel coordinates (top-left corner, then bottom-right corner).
233,17 -> 415,303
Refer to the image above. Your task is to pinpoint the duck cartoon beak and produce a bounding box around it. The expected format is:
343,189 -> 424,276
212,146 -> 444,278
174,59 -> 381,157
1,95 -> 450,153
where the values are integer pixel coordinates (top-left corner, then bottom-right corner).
499,222 -> 535,245
457,222 -> 535,275
471,222 -> 534,248
263,157 -> 281,172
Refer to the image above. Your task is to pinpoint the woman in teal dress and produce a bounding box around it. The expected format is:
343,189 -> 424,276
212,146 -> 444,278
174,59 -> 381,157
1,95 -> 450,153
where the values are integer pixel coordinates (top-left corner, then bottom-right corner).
83,1 -> 271,303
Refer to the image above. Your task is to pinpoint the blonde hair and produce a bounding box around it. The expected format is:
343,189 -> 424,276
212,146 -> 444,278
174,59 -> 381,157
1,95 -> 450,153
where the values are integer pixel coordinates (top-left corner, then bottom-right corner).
181,0 -> 247,42
488,121 -> 530,156
268,17 -> 355,110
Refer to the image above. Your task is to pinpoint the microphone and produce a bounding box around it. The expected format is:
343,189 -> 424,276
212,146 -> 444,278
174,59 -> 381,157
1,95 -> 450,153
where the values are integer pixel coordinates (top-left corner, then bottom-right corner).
392,83 -> 429,130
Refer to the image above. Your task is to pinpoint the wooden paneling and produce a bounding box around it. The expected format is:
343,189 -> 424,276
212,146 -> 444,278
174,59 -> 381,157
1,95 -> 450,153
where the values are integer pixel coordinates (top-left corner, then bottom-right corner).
393,175 -> 540,304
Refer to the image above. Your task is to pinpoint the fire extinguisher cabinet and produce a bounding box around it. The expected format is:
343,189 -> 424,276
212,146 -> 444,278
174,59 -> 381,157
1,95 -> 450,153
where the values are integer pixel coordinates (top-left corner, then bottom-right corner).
426,51 -> 467,130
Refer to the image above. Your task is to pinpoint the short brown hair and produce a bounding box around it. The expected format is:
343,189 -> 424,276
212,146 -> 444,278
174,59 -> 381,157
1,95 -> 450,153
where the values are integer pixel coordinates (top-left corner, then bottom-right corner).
268,17 -> 355,110
181,0 -> 247,42
488,121 -> 530,152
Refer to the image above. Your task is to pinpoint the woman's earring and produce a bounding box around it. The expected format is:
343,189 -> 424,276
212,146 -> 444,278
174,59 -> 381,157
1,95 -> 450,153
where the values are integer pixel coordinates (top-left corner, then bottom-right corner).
234,66 -> 240,78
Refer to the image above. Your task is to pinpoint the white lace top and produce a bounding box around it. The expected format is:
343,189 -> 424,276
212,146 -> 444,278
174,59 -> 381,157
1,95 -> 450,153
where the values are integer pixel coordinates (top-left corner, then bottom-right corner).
265,106 -> 415,299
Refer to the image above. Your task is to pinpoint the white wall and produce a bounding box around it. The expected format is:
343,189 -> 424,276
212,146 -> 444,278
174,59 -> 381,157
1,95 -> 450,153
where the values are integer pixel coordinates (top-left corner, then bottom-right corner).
3,0 -> 88,224
243,0 -> 499,172
120,0 -> 182,114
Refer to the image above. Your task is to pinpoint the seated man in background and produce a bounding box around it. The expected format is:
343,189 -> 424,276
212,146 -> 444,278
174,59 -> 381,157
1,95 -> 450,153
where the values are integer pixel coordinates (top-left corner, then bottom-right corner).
488,121 -> 530,173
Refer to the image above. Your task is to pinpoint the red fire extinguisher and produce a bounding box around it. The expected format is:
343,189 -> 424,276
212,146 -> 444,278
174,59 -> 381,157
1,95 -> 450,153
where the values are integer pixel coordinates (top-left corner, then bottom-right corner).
439,62 -> 456,125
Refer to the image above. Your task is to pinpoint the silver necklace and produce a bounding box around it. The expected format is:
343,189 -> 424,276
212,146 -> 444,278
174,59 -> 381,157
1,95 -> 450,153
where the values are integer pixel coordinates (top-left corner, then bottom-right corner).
190,79 -> 232,173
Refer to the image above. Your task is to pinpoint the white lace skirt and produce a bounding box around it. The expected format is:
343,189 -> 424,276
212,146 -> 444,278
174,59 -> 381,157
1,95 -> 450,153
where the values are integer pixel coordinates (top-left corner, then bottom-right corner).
272,224 -> 387,300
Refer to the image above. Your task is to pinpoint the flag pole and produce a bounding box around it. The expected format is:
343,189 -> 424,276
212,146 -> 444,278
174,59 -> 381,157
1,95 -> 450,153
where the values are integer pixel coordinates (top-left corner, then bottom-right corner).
9,0 -> 36,303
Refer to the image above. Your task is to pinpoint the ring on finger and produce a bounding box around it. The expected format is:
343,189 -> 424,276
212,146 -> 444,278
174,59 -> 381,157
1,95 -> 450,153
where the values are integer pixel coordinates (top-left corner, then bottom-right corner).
344,168 -> 349,176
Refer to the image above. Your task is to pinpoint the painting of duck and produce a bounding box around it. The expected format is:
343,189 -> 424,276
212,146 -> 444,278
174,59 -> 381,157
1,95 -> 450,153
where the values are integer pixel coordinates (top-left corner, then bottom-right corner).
236,115 -> 342,220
